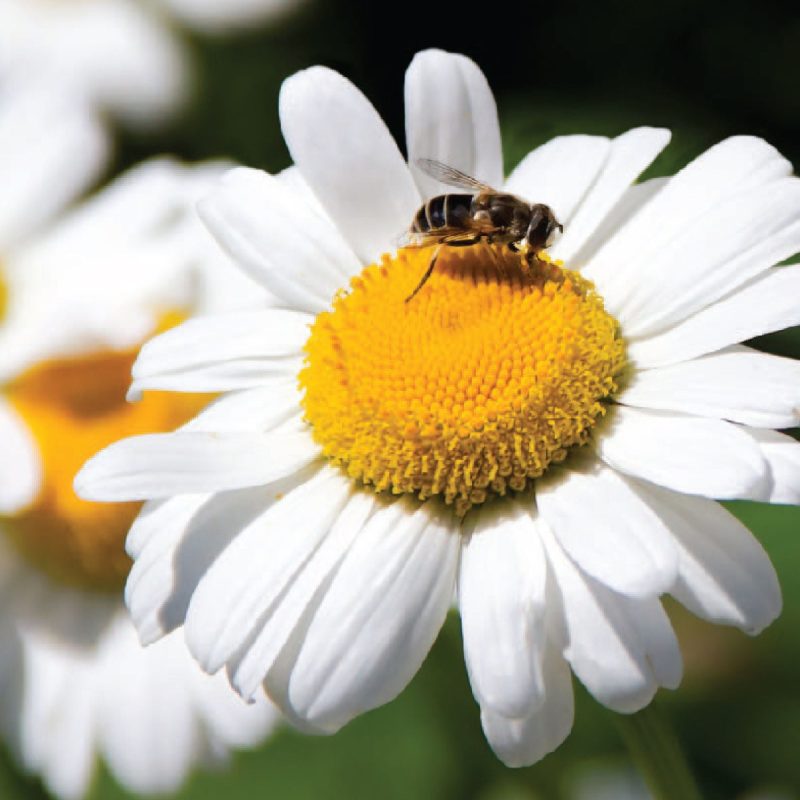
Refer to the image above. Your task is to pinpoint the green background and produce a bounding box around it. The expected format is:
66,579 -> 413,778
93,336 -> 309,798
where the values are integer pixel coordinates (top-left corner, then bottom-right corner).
4,0 -> 800,797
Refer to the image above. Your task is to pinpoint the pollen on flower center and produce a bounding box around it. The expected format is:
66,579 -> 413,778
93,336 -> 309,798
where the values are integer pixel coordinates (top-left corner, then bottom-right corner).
2,345 -> 211,592
300,245 -> 626,516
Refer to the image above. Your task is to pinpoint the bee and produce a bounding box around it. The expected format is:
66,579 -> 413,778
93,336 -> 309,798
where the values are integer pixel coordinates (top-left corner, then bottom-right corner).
400,158 -> 562,302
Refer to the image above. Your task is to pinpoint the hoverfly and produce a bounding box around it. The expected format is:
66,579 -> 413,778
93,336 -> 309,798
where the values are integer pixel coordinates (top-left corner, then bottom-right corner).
400,158 -> 562,302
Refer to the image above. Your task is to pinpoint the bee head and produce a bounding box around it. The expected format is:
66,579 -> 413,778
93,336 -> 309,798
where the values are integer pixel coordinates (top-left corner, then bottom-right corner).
525,204 -> 562,250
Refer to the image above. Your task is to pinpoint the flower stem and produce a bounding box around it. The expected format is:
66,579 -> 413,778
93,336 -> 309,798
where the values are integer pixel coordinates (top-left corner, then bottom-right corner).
614,703 -> 703,800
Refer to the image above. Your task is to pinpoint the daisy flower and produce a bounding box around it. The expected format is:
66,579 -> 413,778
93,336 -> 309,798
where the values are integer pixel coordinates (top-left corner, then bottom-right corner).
77,49 -> 800,767
0,0 -> 303,129
0,79 -> 108,253
0,152 -> 277,798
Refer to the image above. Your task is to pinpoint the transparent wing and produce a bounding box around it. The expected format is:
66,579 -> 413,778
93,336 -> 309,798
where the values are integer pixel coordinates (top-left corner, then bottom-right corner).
395,228 -> 483,249
394,229 -> 430,248
415,158 -> 494,192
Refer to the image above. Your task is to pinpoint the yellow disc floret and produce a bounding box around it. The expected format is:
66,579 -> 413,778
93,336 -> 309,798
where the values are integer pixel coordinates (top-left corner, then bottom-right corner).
300,245 -> 626,516
3,345 -> 211,592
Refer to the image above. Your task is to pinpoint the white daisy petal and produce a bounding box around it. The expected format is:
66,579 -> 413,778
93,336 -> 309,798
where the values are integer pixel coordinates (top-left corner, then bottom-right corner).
276,165 -> 330,219
125,494 -> 210,644
96,0 -> 189,127
184,467 -> 349,675
629,265 -> 800,368
586,136 -> 792,286
15,628 -> 97,800
569,177 -> 668,266
1,156 -> 282,384
536,459 -> 678,598
0,400 -> 41,515
596,177 -> 800,336
0,86 -> 108,252
504,135 -> 611,223
162,0 -> 302,33
627,598 -> 683,690
21,158 -> 186,256
98,618 -> 276,794
279,66 -> 420,263
541,528 -> 681,712
743,428 -> 800,505
132,474 -> 312,653
12,594 -> 278,799
95,620 -> 198,796
596,406 -> 768,499
458,502 -> 548,719
405,49 -> 502,197
126,497 -> 200,561
197,167 -> 359,310
10,0 -> 190,129
480,639 -> 574,768
127,309 -> 310,399
227,487 -> 377,700
74,429 -> 319,501
633,480 -> 781,634
551,127 -> 671,265
271,500 -> 460,733
182,384 -> 301,434
189,667 -> 277,752
619,345 -> 800,428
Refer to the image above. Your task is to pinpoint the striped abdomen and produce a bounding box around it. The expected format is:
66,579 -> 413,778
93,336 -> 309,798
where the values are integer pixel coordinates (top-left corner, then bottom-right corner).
412,193 -> 474,233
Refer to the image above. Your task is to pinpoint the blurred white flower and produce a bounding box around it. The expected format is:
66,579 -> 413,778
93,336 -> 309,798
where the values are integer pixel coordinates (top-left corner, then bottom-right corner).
77,50 -> 800,767
163,0 -> 306,34
569,764 -> 651,800
0,80 -> 108,251
0,98 -> 277,798
0,0 -> 304,129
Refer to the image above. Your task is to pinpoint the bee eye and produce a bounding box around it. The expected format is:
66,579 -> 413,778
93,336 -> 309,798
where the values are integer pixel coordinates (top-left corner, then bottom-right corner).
527,205 -> 562,250
545,221 -> 562,247
526,208 -> 555,249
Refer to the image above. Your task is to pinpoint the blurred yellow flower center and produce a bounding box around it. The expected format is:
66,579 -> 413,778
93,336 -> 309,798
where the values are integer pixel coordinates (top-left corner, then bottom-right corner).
3,344 -> 210,592
300,245 -> 625,516
0,269 -> 7,323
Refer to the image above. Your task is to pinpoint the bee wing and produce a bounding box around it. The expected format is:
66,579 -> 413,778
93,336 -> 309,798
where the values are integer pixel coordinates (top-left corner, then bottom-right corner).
394,228 -> 448,248
395,228 -> 481,249
415,158 -> 495,192
394,229 -> 430,248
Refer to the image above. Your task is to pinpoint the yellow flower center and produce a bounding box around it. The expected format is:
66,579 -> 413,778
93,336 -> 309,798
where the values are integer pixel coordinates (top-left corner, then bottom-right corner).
300,245 -> 626,515
3,344 -> 211,592
0,270 -> 7,323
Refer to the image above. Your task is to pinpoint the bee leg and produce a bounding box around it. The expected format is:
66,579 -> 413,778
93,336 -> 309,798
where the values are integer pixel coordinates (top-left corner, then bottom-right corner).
405,237 -> 481,303
405,243 -> 444,303
509,240 -> 533,273
506,241 -> 534,273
